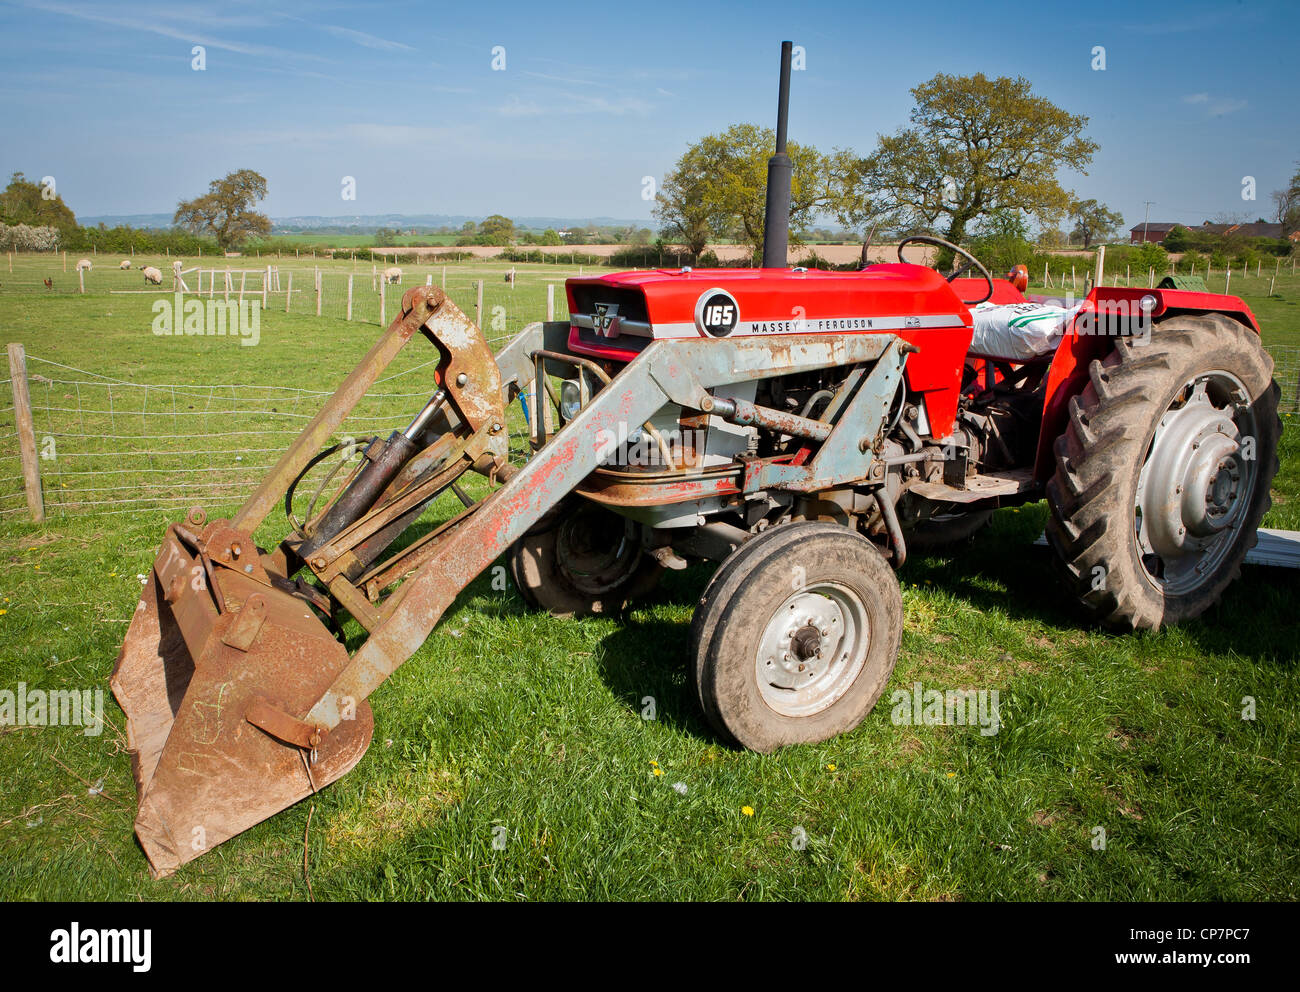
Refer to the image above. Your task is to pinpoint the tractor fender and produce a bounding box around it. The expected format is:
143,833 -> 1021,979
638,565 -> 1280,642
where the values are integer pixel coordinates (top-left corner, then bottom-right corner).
1032,288 -> 1261,482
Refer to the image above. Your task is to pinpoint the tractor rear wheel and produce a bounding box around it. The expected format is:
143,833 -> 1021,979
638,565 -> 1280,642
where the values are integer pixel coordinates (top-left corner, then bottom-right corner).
1045,314 -> 1280,630
689,521 -> 903,751
508,496 -> 662,617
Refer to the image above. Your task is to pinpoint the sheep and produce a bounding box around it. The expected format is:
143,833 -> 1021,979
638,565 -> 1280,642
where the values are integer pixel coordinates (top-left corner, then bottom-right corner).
172,260 -> 183,273
119,259 -> 132,270
382,266 -> 402,284
141,266 -> 163,285
75,258 -> 92,272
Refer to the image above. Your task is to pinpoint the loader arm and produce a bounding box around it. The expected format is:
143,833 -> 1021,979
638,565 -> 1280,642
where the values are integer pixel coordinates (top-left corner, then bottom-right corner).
113,285 -> 909,877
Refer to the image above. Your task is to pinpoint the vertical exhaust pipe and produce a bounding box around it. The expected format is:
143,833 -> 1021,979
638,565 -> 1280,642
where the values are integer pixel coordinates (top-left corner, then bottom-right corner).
761,40 -> 794,270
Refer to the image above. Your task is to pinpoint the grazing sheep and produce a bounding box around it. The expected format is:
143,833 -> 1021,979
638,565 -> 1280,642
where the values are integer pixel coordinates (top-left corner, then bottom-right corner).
172,260 -> 183,272
119,259 -> 132,270
75,258 -> 92,272
141,266 -> 163,285
382,266 -> 402,284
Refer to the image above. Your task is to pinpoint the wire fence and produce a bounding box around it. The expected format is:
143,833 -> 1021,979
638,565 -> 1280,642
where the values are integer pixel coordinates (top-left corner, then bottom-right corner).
0,348 -> 533,521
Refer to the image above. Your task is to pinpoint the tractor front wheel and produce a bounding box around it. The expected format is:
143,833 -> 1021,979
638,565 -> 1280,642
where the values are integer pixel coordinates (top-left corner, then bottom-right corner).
1045,314 -> 1280,629
690,521 -> 903,751
508,497 -> 662,617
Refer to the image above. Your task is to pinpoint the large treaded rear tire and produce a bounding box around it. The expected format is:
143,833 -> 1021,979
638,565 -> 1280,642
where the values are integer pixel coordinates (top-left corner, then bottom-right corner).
1045,314 -> 1280,630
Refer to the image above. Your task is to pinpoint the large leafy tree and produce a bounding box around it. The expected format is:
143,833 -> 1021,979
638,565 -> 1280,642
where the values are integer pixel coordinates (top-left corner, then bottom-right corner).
853,73 -> 1098,247
657,124 -> 856,259
0,172 -> 77,231
173,169 -> 271,251
654,139 -> 731,259
1069,198 -> 1124,248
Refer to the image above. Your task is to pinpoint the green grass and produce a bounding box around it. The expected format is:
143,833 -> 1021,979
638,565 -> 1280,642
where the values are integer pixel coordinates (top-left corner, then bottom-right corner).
0,258 -> 1296,900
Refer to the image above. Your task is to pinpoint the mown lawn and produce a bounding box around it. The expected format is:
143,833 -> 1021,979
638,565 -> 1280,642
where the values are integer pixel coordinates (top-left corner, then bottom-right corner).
0,258 -> 1296,900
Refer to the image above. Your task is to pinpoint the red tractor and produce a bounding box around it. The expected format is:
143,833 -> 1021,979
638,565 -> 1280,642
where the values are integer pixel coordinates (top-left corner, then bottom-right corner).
112,45 -> 1280,876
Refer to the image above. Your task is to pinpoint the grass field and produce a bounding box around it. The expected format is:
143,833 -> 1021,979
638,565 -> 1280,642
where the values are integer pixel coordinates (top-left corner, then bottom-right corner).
0,255 -> 1296,901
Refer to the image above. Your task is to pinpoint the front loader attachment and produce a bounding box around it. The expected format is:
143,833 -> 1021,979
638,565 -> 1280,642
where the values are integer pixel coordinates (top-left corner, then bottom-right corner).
112,527 -> 374,875
113,283 -> 907,876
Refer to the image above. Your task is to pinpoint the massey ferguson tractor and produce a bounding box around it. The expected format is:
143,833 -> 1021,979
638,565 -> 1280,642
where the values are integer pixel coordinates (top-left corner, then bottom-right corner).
113,44 -> 1280,876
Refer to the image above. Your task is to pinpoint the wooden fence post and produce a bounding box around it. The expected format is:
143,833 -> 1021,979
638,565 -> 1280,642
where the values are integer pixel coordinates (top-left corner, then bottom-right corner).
547,283 -> 555,321
78,267 -> 84,294
285,271 -> 293,313
347,273 -> 354,321
1094,245 -> 1106,288
7,343 -> 44,522
262,266 -> 269,308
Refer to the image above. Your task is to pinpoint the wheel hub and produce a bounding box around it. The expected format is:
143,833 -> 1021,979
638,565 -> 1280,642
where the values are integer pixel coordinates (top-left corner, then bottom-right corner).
1135,371 -> 1257,594
755,585 -> 869,717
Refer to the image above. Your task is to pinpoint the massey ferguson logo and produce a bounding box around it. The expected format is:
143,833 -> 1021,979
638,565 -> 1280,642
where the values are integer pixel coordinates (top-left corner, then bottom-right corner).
593,301 -> 620,338
695,288 -> 739,337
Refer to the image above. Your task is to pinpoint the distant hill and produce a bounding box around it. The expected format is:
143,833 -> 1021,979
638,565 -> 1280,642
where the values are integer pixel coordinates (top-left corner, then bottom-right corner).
78,213 -> 654,233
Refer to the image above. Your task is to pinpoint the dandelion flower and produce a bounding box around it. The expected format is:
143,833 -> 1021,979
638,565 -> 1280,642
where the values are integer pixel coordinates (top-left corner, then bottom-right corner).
741,805 -> 754,817
652,767 -> 663,777
826,763 -> 837,772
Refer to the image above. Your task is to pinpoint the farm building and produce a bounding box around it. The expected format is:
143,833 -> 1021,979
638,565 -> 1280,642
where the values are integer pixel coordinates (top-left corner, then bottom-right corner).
1130,220 -> 1288,244
1129,222 -> 1180,244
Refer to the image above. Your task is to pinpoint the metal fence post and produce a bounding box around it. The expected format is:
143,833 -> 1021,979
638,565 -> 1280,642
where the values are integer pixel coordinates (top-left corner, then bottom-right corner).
7,343 -> 44,522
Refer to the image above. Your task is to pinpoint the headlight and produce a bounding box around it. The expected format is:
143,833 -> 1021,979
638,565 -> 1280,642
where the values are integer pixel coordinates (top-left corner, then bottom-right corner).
559,379 -> 583,421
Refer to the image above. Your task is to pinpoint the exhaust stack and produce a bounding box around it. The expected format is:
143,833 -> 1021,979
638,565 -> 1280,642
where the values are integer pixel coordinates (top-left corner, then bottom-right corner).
761,40 -> 794,269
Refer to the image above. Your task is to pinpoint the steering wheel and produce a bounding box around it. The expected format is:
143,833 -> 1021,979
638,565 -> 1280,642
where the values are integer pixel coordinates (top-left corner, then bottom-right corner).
896,234 -> 994,306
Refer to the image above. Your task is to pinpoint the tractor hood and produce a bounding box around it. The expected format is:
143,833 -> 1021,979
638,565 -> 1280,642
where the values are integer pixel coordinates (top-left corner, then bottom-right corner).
564,264 -> 976,438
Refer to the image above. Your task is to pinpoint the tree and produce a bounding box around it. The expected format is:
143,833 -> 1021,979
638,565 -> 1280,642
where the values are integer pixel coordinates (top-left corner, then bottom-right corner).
854,73 -> 1098,248
659,124 -> 856,260
1161,225 -> 1192,253
173,169 -> 270,251
1272,162 -> 1300,237
1069,198 -> 1124,248
539,228 -> 563,246
476,214 -> 515,246
0,172 -> 77,232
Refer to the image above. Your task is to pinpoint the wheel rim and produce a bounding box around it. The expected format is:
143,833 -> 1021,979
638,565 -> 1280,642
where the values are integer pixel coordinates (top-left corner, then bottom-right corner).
754,583 -> 871,718
555,507 -> 640,595
1134,370 -> 1258,596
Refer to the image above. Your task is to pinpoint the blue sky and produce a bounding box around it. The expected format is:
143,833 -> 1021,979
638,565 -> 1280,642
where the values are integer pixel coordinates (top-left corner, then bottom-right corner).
1,0 -> 1296,231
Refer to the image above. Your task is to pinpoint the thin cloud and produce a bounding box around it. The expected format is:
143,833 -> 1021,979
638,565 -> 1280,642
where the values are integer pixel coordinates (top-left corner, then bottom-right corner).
318,24 -> 414,53
1182,92 -> 1247,117
18,0 -> 311,61
498,92 -> 653,117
